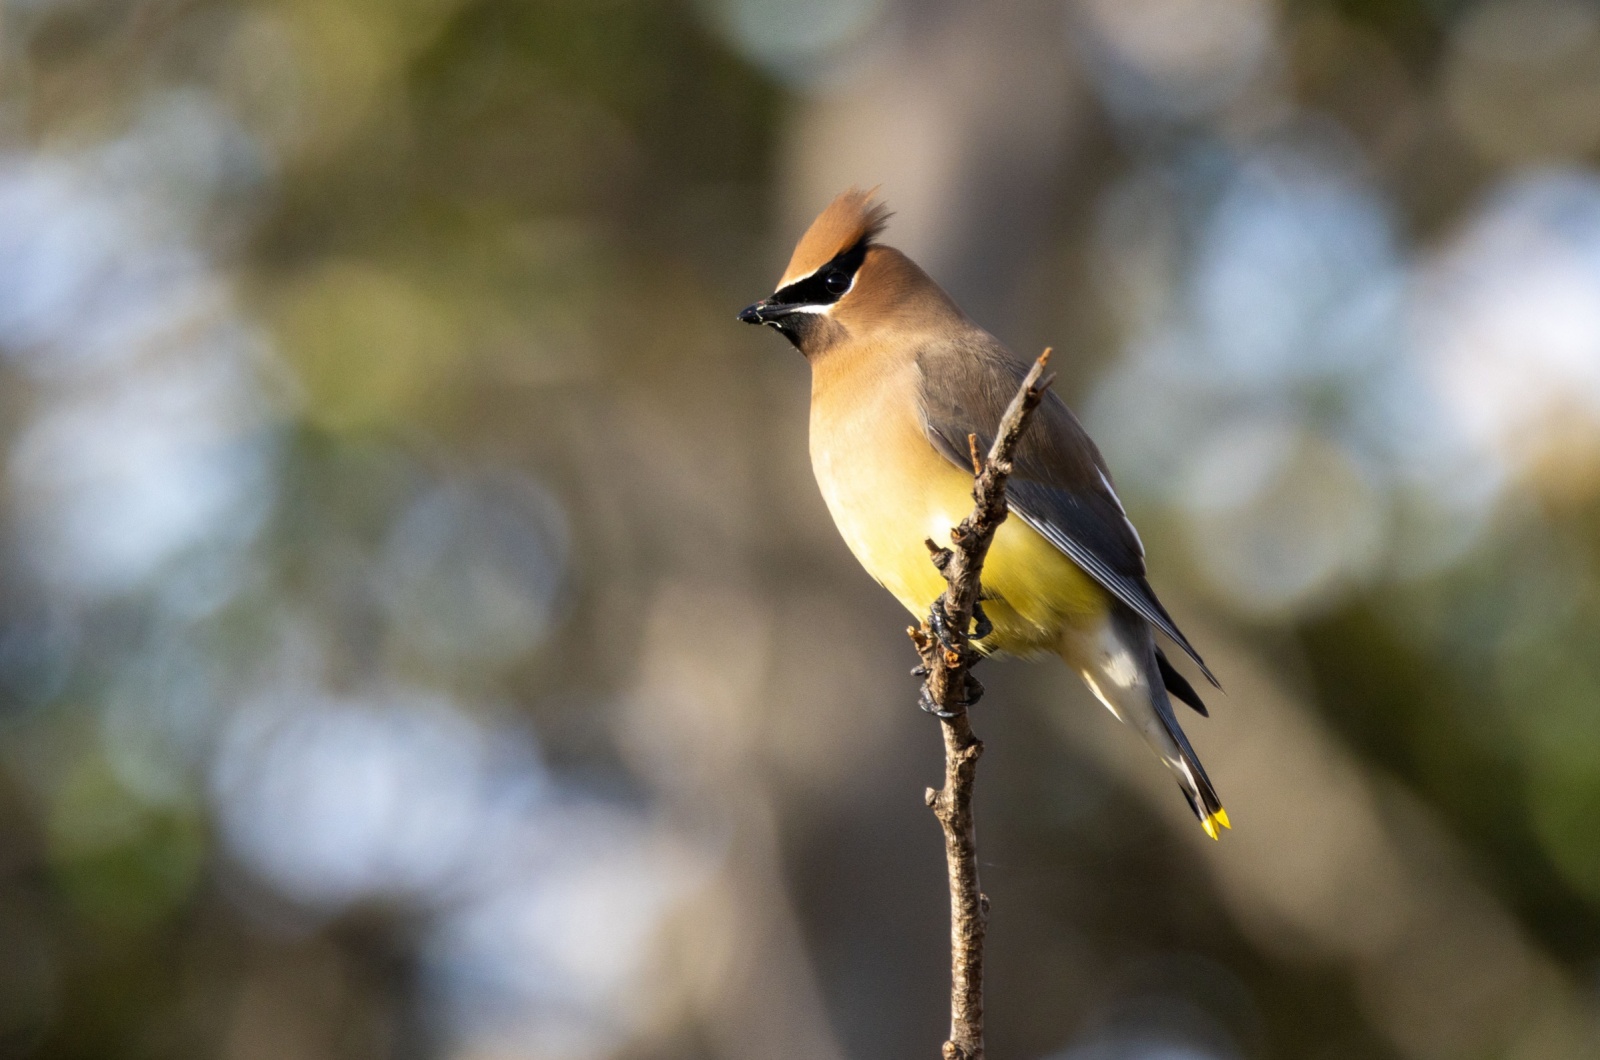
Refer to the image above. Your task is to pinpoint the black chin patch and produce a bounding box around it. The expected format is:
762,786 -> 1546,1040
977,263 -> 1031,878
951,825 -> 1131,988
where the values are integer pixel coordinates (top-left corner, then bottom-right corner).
769,314 -> 819,349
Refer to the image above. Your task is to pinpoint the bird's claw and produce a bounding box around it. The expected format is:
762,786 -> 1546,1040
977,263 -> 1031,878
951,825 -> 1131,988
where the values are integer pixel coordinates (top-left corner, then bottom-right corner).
963,672 -> 985,705
971,601 -> 993,641
927,601 -> 991,646
918,677 -> 984,718
918,686 -> 961,720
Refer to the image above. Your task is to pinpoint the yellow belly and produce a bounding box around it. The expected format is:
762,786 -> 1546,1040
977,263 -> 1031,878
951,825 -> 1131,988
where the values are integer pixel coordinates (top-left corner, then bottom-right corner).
809,366 -> 1108,656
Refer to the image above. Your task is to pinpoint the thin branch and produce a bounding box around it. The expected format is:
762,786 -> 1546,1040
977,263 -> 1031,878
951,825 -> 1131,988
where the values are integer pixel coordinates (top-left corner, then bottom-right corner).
909,349 -> 1054,1060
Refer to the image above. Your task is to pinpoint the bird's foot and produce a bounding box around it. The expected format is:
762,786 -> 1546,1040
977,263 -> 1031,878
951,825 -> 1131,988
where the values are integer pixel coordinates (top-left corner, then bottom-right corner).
971,601 -> 993,642
962,672 -> 985,706
918,685 -> 961,720
917,675 -> 984,719
927,600 -> 991,647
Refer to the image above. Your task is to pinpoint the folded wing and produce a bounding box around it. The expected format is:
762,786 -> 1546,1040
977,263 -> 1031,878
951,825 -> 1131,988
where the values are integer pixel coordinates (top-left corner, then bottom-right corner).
916,337 -> 1219,688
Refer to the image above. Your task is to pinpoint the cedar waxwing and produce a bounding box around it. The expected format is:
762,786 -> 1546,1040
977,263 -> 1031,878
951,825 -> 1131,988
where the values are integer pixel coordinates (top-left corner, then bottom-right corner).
739,188 -> 1229,839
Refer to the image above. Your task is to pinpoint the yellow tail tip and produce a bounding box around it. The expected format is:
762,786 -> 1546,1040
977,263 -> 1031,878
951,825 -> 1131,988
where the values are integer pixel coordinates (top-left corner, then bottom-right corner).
1200,808 -> 1230,840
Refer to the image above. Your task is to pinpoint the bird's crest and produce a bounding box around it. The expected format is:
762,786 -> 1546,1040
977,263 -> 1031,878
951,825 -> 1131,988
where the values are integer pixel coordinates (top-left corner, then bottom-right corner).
779,187 -> 892,288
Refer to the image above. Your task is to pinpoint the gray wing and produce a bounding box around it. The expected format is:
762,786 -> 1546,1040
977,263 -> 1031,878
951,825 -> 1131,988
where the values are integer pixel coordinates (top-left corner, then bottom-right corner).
916,336 -> 1219,688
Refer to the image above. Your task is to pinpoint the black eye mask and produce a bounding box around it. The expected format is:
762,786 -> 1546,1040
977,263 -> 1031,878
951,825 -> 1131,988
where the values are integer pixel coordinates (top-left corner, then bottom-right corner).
772,238 -> 869,308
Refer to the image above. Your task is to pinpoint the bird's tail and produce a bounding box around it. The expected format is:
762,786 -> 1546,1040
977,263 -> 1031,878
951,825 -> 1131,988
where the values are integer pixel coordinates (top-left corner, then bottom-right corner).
1173,745 -> 1229,840
1060,610 -> 1229,839
1149,706 -> 1229,840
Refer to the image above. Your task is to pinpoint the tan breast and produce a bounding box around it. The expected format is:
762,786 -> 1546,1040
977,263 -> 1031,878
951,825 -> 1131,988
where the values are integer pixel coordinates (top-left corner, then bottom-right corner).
806,340 -> 1110,656
808,346 -> 967,617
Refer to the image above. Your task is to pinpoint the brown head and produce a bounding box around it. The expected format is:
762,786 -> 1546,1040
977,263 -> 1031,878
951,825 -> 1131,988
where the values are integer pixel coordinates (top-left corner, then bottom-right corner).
739,188 -> 967,357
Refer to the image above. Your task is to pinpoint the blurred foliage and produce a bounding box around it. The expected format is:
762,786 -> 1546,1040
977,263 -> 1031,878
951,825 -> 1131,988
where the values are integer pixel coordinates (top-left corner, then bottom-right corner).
1,0 -> 1599,1058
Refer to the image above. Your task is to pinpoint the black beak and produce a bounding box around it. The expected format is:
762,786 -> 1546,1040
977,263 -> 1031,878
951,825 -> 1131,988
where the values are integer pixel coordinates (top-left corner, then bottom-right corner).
738,298 -> 806,325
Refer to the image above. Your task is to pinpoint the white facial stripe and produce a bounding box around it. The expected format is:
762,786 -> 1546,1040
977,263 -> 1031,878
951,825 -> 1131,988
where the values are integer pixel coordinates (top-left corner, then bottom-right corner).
777,265 -> 821,289
758,304 -> 832,332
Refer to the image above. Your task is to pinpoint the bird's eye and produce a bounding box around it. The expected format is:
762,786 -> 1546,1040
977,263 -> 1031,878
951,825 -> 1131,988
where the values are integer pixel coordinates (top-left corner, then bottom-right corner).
824,270 -> 851,296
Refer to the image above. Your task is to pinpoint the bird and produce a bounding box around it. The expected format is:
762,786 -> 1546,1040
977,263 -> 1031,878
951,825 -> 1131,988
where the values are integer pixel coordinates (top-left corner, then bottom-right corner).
738,188 -> 1229,839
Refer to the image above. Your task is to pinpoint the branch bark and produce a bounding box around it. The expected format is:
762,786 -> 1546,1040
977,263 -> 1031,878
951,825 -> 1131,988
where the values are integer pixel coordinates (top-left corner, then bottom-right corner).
910,349 -> 1054,1060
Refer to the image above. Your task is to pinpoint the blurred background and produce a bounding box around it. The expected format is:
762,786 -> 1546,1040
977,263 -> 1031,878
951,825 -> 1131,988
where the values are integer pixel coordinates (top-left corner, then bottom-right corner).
1,0 -> 1600,1057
